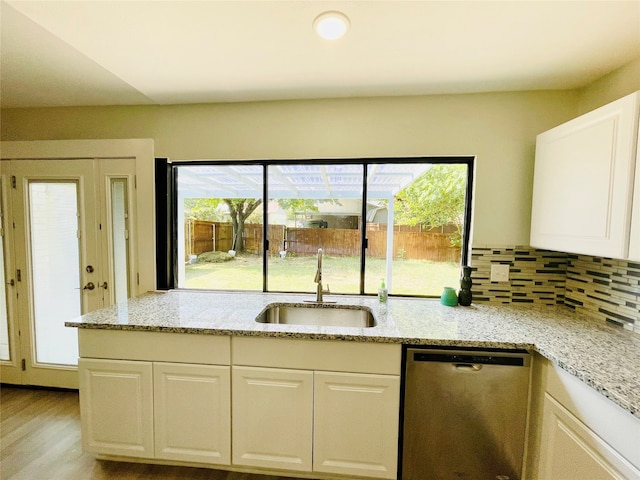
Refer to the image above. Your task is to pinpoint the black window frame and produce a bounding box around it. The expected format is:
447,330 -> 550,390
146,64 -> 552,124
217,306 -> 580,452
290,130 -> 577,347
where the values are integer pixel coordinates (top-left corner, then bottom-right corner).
155,156 -> 474,297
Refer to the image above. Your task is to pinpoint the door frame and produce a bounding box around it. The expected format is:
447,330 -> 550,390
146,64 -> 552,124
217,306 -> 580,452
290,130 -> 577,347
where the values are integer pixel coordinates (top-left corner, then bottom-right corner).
0,139 -> 155,388
0,170 -> 21,384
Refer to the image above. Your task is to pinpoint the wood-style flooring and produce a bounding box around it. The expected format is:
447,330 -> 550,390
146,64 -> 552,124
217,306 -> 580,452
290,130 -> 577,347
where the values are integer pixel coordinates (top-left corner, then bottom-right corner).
0,385 -> 297,480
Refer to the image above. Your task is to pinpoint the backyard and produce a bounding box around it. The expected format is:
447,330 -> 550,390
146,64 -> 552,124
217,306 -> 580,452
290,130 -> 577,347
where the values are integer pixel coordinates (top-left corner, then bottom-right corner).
185,253 -> 460,296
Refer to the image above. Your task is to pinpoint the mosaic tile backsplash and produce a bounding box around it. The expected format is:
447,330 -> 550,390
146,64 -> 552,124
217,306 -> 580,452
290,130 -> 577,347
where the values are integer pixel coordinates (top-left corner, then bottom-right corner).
470,246 -> 640,335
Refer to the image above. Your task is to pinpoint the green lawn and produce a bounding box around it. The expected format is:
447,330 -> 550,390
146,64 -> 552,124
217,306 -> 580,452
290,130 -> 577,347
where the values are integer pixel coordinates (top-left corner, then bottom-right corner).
185,253 -> 460,297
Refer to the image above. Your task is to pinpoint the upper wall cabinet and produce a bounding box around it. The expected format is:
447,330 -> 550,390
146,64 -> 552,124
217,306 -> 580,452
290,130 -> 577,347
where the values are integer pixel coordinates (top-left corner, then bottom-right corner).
530,91 -> 640,260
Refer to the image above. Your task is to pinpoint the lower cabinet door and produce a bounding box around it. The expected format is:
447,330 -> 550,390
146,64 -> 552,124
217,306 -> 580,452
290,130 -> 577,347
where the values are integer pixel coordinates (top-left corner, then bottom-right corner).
232,366 -> 313,472
539,393 -> 640,480
154,362 -> 231,465
313,371 -> 400,479
79,358 -> 154,458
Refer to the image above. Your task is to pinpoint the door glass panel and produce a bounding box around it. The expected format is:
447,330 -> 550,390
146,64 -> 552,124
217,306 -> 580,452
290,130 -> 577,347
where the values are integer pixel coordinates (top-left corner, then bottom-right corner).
28,182 -> 79,365
111,179 -> 129,303
0,184 -> 9,360
267,164 -> 363,294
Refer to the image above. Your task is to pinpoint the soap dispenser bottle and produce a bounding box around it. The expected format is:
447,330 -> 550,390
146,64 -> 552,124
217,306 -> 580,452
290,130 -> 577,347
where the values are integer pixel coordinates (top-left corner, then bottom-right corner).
378,279 -> 388,303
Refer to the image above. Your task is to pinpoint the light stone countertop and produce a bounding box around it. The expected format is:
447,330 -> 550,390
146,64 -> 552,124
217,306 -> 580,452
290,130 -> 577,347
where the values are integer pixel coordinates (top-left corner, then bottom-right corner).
65,290 -> 640,419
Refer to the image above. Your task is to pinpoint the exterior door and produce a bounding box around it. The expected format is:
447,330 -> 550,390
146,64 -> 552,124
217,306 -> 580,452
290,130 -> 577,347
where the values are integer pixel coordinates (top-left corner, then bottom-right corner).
1,158 -> 135,388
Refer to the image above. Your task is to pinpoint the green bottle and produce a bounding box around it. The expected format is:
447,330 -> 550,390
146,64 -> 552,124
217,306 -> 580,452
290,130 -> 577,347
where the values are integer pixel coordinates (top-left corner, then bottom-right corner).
378,279 -> 388,303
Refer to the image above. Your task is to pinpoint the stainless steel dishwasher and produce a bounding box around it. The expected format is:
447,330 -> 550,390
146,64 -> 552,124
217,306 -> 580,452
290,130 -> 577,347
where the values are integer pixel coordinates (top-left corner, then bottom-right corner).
401,346 -> 531,480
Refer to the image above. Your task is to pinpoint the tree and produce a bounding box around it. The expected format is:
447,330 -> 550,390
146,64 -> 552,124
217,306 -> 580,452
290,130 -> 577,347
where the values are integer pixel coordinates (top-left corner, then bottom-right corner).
183,198 -> 225,222
394,164 -> 467,246
277,198 -> 320,220
184,198 -> 262,252
276,198 -> 342,222
224,198 -> 262,251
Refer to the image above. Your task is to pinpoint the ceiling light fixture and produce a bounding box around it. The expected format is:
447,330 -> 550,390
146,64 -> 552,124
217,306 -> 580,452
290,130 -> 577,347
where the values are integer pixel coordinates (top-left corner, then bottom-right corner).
313,11 -> 350,40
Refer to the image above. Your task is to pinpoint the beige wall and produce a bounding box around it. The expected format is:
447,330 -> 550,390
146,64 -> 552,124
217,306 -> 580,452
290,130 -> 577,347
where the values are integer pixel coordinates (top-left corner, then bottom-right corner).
1,57 -> 639,247
576,57 -> 640,114
1,90 -> 579,247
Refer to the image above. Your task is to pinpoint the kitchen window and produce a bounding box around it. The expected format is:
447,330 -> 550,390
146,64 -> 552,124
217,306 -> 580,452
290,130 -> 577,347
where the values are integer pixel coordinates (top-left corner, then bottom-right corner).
156,157 -> 474,298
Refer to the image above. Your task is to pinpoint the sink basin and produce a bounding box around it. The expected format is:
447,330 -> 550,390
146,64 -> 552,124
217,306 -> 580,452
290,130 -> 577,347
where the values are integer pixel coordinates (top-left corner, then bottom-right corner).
256,303 -> 376,328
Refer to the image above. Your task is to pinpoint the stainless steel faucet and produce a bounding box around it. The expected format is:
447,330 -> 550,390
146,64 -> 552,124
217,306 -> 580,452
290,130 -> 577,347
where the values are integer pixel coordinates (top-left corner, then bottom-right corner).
314,248 -> 330,302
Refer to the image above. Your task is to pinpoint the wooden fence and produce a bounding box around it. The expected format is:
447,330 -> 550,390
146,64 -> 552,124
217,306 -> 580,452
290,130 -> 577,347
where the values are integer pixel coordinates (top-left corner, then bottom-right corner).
185,220 -> 460,262
286,228 -> 459,262
185,221 -> 232,256
244,224 -> 286,255
185,220 -> 285,258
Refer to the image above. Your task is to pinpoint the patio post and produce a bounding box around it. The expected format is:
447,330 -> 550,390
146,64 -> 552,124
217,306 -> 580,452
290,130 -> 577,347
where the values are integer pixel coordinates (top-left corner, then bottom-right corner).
385,196 -> 394,291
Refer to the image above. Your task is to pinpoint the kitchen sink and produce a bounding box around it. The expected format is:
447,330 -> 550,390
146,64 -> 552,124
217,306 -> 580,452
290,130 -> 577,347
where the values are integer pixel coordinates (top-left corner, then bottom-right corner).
255,303 -> 376,328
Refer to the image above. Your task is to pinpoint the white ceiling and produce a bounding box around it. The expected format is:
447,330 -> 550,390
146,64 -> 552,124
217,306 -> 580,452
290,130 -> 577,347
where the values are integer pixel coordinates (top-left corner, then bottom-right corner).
2,0 -> 639,109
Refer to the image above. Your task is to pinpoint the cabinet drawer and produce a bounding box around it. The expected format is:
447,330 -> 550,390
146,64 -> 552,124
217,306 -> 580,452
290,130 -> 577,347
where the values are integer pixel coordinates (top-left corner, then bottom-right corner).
79,329 -> 230,365
232,337 -> 401,375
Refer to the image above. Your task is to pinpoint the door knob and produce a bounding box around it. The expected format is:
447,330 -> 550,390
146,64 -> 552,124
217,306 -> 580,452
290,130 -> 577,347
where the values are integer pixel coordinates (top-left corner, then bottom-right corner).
83,282 -> 95,291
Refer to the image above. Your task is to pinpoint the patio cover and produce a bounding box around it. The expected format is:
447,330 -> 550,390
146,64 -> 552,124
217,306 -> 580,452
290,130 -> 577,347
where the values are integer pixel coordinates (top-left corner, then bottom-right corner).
177,163 -> 432,200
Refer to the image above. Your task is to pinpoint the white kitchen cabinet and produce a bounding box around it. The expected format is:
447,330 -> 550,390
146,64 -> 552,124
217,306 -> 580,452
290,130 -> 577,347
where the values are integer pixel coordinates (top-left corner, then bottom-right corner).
232,365 -> 313,472
77,331 -> 400,479
231,337 -> 401,479
531,91 -> 640,259
154,362 -> 230,465
539,393 -> 638,480
78,330 -> 231,465
313,371 -> 400,479
630,132 -> 640,259
532,358 -> 640,479
78,358 -> 154,458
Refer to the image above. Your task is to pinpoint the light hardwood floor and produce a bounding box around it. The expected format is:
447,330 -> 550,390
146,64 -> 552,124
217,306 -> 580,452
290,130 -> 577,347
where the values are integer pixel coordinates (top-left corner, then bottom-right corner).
0,385 -> 296,480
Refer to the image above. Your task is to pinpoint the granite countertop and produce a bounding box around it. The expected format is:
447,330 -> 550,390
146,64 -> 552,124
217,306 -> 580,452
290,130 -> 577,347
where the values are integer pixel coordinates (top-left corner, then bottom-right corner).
66,290 -> 640,419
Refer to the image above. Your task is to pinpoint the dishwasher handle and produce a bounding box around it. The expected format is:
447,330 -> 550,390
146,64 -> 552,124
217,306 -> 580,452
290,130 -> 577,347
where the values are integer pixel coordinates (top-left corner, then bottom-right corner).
410,350 -> 528,367
455,363 -> 482,371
